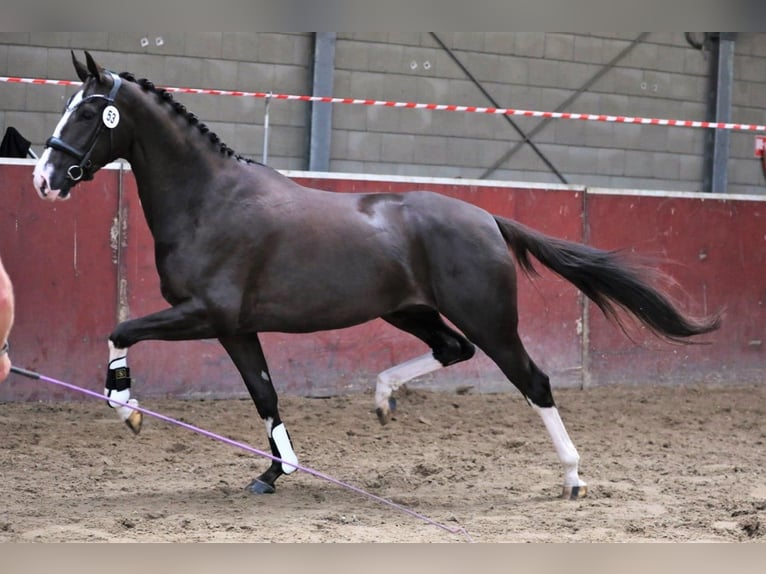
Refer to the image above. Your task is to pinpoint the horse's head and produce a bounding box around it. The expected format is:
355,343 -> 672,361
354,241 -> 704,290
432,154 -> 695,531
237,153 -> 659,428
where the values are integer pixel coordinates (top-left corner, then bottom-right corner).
33,51 -> 127,201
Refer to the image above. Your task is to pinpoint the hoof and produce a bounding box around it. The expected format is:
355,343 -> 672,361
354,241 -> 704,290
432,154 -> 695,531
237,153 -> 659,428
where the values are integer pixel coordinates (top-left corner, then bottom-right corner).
561,485 -> 588,500
124,410 -> 143,435
375,397 -> 397,426
246,479 -> 276,494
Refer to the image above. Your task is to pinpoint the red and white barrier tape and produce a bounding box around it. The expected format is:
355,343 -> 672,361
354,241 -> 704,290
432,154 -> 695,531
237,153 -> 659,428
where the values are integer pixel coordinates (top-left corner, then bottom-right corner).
3,75 -> 765,132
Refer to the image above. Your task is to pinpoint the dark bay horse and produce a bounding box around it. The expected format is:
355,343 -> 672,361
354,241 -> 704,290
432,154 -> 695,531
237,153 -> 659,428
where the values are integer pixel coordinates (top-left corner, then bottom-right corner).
33,52 -> 719,499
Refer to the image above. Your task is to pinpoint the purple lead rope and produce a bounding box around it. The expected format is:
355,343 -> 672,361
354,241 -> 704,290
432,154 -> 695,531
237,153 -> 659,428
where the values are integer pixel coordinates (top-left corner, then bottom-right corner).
10,365 -> 474,542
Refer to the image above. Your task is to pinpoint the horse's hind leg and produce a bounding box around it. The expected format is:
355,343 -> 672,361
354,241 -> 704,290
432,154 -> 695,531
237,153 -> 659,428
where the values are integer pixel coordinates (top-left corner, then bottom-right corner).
517,350 -> 587,499
218,333 -> 298,494
376,307 -> 475,424
465,327 -> 586,499
440,271 -> 587,500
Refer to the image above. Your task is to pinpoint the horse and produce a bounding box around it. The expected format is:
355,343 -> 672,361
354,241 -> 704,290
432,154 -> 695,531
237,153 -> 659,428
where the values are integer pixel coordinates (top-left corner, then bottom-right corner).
32,51 -> 720,499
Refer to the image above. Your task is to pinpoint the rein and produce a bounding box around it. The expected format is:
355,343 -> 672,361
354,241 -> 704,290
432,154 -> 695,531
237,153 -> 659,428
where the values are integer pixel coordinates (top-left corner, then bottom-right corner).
45,72 -> 122,182
9,365 -> 474,542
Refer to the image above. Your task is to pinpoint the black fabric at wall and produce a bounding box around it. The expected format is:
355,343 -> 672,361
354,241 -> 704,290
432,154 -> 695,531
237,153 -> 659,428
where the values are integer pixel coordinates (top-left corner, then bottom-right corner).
0,127 -> 32,158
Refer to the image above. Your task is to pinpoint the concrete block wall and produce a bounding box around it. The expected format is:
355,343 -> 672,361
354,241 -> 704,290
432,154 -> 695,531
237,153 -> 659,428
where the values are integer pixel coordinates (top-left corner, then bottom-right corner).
1,33 -> 765,193
0,32 -> 312,170
333,32 -> 766,194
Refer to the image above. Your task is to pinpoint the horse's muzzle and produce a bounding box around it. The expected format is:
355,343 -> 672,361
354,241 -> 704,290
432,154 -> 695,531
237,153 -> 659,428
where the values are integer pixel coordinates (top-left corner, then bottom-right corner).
33,171 -> 73,201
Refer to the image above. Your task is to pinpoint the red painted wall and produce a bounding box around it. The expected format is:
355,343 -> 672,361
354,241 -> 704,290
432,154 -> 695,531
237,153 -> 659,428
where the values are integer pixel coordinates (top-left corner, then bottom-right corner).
1,162 -> 763,402
586,191 -> 765,386
0,164 -> 119,401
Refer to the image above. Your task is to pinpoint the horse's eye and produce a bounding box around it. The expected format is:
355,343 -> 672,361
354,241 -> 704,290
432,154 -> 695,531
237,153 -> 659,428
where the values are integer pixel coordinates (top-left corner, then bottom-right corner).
79,108 -> 97,121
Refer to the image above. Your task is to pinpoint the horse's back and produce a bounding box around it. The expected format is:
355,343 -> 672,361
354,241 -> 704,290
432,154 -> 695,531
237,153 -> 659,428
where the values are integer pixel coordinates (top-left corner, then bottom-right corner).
275,184 -> 510,273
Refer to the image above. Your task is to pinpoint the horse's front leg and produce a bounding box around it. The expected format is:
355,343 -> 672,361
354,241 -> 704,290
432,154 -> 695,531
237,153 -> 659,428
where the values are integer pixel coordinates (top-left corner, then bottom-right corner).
105,340 -> 143,433
106,301 -> 216,434
219,333 -> 298,494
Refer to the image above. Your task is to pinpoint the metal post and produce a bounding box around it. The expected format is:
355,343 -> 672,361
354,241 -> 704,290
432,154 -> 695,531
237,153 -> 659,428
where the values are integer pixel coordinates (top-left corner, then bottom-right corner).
308,32 -> 336,172
711,33 -> 736,194
262,92 -> 271,165
430,32 -> 568,184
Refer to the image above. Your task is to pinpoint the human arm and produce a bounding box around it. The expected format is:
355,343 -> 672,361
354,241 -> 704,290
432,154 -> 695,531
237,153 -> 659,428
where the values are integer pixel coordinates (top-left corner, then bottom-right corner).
0,255 -> 14,382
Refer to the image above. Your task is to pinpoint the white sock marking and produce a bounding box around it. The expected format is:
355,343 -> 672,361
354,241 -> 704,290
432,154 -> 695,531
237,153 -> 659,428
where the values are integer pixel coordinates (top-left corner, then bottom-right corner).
103,388 -> 139,422
108,340 -> 128,363
534,405 -> 586,488
375,353 -> 443,409
109,357 -> 127,369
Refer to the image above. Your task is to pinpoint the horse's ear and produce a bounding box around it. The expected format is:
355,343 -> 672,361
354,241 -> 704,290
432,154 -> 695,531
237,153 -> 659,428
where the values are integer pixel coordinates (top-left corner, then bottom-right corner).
72,51 -> 89,82
84,51 -> 106,84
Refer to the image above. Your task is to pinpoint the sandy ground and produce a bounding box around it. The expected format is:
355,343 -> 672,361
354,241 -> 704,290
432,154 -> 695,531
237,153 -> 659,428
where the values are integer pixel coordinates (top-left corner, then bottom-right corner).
1,383 -> 765,542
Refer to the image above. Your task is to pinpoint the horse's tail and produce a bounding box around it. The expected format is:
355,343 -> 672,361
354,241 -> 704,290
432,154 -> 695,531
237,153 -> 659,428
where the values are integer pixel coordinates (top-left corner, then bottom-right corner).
493,215 -> 721,343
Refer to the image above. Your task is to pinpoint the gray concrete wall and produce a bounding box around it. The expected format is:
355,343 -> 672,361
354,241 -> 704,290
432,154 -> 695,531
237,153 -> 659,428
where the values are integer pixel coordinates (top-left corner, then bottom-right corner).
0,33 -> 313,170
2,32 -> 765,194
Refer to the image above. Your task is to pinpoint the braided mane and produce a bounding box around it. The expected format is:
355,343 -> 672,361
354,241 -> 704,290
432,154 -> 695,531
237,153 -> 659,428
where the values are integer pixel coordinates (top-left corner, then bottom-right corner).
118,71 -> 259,165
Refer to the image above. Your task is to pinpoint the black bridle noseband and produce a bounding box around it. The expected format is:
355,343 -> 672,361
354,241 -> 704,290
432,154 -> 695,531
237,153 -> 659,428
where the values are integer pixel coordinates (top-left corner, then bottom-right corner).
45,72 -> 122,182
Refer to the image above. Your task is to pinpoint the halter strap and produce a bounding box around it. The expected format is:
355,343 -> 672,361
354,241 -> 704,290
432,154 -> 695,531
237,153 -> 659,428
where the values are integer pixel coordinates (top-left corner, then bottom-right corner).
45,72 -> 122,182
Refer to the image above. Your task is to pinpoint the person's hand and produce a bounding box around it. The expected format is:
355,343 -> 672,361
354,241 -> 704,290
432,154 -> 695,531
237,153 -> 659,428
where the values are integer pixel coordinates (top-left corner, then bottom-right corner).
0,348 -> 10,382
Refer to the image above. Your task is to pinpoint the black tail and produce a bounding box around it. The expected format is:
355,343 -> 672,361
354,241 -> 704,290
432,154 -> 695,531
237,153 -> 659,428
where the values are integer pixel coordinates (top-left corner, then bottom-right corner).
494,216 -> 721,343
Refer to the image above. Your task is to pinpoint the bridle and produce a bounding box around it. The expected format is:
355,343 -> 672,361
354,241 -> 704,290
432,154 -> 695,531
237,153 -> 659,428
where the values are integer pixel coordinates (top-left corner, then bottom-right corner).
45,72 -> 122,182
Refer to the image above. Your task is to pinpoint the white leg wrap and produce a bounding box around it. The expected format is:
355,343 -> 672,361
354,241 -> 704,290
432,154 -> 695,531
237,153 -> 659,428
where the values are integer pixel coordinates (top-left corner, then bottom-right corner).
534,405 -> 586,488
266,419 -> 299,475
375,353 -> 443,410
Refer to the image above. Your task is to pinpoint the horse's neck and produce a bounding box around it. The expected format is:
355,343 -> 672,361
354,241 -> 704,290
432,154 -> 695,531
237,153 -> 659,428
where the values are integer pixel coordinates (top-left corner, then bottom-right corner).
127,117 -> 221,238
